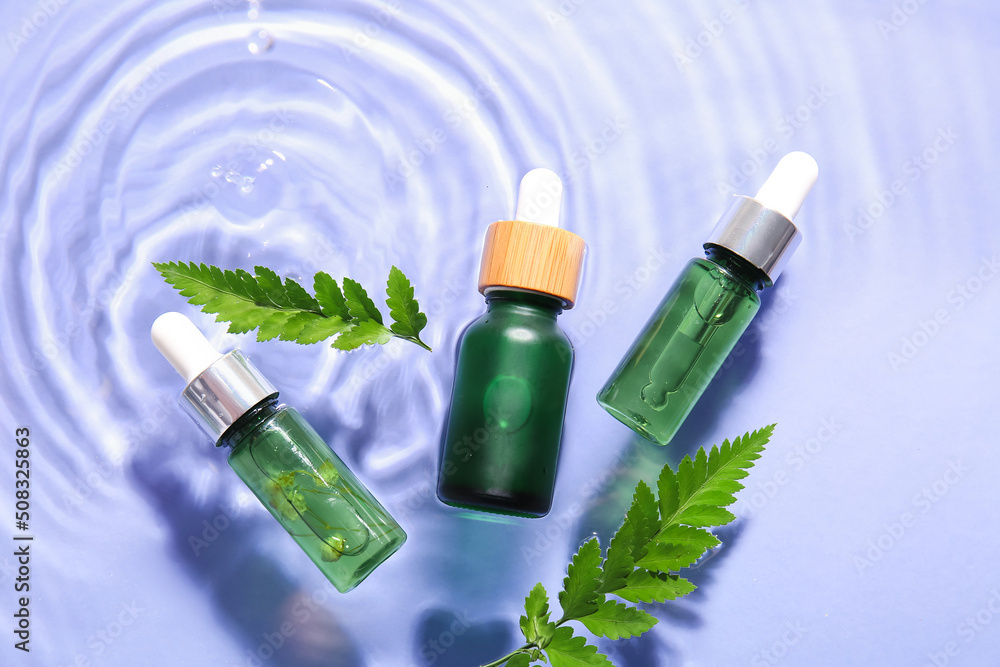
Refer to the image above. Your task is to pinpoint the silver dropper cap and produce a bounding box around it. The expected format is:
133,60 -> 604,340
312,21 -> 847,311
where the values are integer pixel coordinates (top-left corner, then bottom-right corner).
704,196 -> 801,286
704,152 -> 818,286
180,350 -> 276,442
152,313 -> 276,443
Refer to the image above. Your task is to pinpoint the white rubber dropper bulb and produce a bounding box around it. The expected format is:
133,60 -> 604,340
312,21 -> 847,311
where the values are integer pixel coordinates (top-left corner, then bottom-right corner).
151,312 -> 224,384
753,151 -> 819,221
513,168 -> 563,227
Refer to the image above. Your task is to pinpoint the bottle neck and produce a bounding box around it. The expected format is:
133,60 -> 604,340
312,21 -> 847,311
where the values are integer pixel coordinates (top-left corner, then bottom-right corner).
703,246 -> 770,292
217,394 -> 280,449
180,350 -> 278,443
483,289 -> 564,319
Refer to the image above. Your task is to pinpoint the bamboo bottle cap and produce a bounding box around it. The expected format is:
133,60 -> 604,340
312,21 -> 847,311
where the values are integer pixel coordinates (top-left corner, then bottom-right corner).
477,169 -> 586,308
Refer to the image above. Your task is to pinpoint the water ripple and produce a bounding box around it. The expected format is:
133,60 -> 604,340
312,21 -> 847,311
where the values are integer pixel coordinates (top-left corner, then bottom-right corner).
3,1 -> 998,663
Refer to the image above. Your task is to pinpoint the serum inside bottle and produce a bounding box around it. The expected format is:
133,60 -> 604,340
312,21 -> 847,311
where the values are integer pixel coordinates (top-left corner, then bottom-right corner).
598,152 -> 818,445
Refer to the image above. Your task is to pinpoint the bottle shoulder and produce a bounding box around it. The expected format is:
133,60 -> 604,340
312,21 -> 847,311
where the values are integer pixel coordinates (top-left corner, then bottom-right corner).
222,401 -> 298,452
461,307 -> 572,349
466,305 -> 568,331
688,257 -> 762,303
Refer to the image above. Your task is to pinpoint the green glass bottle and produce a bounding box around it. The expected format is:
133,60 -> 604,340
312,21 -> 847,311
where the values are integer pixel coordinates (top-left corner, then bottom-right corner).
598,249 -> 764,444
438,290 -> 574,516
152,312 -> 405,592
223,398 -> 406,592
437,169 -> 587,517
598,152 -> 819,445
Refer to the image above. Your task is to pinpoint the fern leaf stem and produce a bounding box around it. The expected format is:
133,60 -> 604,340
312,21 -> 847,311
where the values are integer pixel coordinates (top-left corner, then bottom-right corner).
479,645 -> 533,667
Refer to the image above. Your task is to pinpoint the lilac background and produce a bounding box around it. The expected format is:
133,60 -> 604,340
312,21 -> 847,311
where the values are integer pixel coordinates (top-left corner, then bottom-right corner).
1,1 -> 998,665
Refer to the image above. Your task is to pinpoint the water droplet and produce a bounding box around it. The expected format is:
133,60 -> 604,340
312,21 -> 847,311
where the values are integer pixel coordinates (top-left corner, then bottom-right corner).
247,0 -> 260,20
247,29 -> 274,55
212,160 -> 280,222
210,164 -> 224,178
579,532 -> 600,549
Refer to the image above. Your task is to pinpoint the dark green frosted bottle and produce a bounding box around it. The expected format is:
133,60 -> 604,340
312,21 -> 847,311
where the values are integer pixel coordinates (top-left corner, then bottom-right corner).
438,290 -> 574,516
152,312 -> 405,593
598,152 -> 819,445
437,168 -> 586,517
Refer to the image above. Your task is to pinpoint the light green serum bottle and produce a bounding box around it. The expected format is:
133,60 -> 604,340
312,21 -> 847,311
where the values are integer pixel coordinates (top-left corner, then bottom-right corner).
598,152 -> 819,445
152,312 -> 405,592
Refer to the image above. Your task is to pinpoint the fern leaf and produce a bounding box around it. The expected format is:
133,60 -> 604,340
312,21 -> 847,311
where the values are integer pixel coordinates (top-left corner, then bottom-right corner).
659,425 -> 773,530
558,538 -> 603,621
342,277 -> 383,324
331,320 -> 393,350
314,271 -> 351,320
386,265 -> 427,337
544,627 -> 611,667
579,599 -> 656,640
615,570 -> 694,604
